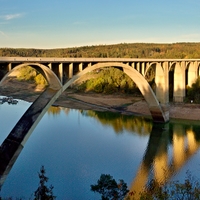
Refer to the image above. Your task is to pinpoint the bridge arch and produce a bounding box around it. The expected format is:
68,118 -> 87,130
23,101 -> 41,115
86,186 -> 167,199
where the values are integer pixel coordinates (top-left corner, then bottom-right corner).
0,63 -> 62,90
62,62 -> 169,122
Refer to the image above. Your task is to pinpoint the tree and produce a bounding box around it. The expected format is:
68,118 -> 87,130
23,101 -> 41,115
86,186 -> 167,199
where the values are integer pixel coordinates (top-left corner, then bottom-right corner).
91,174 -> 129,200
34,166 -> 56,200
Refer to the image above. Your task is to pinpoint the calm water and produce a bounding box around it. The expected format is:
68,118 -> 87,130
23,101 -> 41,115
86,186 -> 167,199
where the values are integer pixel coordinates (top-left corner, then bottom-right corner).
0,99 -> 200,199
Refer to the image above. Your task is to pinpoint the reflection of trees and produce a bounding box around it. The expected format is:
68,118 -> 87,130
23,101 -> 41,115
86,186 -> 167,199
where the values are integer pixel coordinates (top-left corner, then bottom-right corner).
81,110 -> 153,135
46,106 -> 153,135
47,106 -> 71,116
47,106 -> 62,115
62,107 -> 70,115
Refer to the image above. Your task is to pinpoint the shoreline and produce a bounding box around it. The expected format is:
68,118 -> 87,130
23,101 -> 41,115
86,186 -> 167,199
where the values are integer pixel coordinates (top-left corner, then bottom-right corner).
0,79 -> 200,122
56,93 -> 200,122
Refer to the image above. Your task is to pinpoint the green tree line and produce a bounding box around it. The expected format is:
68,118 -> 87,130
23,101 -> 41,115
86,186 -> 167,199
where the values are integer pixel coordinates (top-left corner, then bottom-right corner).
1,42 -> 200,58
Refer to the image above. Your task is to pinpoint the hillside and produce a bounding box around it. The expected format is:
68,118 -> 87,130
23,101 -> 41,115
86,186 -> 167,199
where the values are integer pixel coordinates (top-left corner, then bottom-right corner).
0,42 -> 200,58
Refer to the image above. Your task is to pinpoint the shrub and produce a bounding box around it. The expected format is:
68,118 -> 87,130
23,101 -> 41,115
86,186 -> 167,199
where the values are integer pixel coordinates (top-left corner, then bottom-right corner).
91,174 -> 129,200
34,166 -> 56,200
17,66 -> 47,88
76,67 -> 140,94
187,77 -> 200,103
17,66 -> 36,81
34,74 -> 48,87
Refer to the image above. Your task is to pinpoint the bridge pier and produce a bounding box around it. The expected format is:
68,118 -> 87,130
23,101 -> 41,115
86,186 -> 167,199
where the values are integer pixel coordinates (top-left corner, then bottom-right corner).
58,63 -> 63,83
155,62 -> 169,104
173,62 -> 186,102
149,104 -> 169,123
188,61 -> 198,87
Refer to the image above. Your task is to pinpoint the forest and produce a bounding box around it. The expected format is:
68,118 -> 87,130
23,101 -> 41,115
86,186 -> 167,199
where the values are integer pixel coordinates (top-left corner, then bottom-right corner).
0,42 -> 200,58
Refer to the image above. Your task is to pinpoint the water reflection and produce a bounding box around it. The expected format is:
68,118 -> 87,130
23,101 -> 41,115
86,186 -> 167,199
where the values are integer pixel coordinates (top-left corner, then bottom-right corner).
46,108 -> 200,197
129,122 -> 200,199
47,108 -> 153,135
81,110 -> 153,135
1,104 -> 200,199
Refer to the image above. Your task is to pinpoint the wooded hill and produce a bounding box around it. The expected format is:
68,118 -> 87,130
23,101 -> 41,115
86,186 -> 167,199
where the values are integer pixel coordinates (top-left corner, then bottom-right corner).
0,42 -> 200,58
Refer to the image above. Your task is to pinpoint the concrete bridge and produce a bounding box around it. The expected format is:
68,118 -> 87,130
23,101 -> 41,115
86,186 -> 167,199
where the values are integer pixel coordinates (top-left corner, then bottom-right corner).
1,57 -> 200,122
0,57 -> 200,189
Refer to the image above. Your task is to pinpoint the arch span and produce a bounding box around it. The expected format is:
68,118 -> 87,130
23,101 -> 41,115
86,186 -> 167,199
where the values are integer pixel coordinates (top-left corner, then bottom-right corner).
0,63 -> 62,90
62,62 -> 169,122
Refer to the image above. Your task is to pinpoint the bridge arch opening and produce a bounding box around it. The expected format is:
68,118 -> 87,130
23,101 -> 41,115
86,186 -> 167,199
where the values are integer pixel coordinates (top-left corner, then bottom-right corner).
0,63 -> 62,91
63,62 -> 169,122
144,63 -> 156,93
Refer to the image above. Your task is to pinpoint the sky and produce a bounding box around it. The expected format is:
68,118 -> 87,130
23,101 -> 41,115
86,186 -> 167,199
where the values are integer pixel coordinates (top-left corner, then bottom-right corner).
0,0 -> 200,49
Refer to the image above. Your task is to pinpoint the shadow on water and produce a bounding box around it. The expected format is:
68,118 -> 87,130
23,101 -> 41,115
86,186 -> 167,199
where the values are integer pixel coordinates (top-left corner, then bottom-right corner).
1,106 -> 200,198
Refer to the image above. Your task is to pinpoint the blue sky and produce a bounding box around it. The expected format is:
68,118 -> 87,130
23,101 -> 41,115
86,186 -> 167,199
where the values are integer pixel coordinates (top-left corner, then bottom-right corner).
0,0 -> 200,49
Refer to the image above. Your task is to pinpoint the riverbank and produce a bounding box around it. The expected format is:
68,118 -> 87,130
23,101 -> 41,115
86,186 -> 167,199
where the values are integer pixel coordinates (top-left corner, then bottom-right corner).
1,78 -> 200,121
57,92 -> 200,121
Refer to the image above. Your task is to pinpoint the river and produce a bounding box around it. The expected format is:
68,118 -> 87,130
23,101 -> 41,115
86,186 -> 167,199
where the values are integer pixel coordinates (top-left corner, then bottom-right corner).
0,98 -> 200,199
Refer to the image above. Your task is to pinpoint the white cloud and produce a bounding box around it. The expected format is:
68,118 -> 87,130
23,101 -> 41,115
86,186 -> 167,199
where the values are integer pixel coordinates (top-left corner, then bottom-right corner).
1,13 -> 24,20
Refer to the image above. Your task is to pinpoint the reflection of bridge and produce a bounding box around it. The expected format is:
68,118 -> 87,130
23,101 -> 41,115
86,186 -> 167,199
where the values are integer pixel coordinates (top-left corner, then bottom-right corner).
0,57 -> 200,189
129,123 -> 200,199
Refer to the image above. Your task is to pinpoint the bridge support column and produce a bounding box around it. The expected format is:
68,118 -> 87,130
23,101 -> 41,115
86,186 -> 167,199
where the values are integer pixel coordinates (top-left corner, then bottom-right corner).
155,62 -> 169,104
173,62 -> 186,102
7,63 -> 12,71
59,63 -> 63,84
154,62 -> 169,121
48,63 -> 52,70
131,62 -> 136,69
69,63 -> 73,78
79,63 -> 83,72
188,61 -> 198,87
136,62 -> 140,72
141,62 -> 145,76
